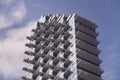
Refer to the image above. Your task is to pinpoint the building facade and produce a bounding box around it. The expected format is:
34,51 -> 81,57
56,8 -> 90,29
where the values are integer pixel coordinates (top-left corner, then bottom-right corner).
22,13 -> 103,80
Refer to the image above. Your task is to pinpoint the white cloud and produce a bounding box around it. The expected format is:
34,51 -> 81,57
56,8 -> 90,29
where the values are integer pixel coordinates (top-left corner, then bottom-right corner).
0,21 -> 36,79
10,2 -> 27,22
0,2 -> 27,30
0,14 -> 13,29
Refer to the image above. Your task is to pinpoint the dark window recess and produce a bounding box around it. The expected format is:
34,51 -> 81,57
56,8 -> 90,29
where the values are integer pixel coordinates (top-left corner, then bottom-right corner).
64,16 -> 67,21
64,50 -> 71,58
33,65 -> 38,71
64,60 -> 71,68
64,41 -> 71,49
43,50 -> 49,55
35,40 -> 41,45
53,41 -> 59,48
53,50 -> 59,57
44,41 -> 49,46
37,22 -> 40,28
64,70 -> 72,79
53,59 -> 59,66
44,32 -> 50,38
64,33 -> 71,40
63,25 -> 70,32
46,15 -> 50,22
44,34 -> 49,38
33,56 -> 39,61
54,26 -> 60,31
36,27 -> 41,31
42,67 -> 48,73
43,57 -> 49,63
32,75 -> 37,80
42,77 -> 48,80
35,33 -> 40,37
53,70 -> 59,76
45,26 -> 50,31
53,33 -> 60,39
35,47 -> 40,53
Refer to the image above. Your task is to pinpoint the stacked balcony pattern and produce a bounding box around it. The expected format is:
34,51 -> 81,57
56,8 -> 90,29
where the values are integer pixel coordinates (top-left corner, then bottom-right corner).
22,14 -> 103,80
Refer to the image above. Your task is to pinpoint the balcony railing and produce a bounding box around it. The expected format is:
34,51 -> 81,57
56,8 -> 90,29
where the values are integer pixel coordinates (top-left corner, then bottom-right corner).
76,49 -> 102,65
75,23 -> 98,38
77,59 -> 104,76
21,76 -> 32,80
78,69 -> 101,80
76,31 -> 99,47
76,39 -> 100,56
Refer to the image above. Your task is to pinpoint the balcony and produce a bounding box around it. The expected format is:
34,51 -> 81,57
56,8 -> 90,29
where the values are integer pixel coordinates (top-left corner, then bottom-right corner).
35,37 -> 45,45
24,58 -> 35,64
44,25 -> 51,31
52,68 -> 59,76
76,31 -> 99,47
76,16 -> 97,29
75,23 -> 98,38
26,36 -> 37,41
64,32 -> 71,41
43,48 -> 51,55
44,30 -> 54,38
63,41 -> 71,49
43,57 -> 49,64
77,59 -> 103,76
54,77 -> 64,80
64,60 -> 72,68
53,32 -> 61,40
54,41 -> 60,48
32,74 -> 38,80
53,58 -> 60,66
44,40 -> 50,46
31,28 -> 38,33
53,50 -> 59,57
33,65 -> 39,71
42,66 -> 49,73
78,69 -> 101,80
64,70 -> 72,79
63,25 -> 71,32
57,39 -> 65,43
21,76 -> 32,80
23,67 -> 34,73
64,50 -> 71,59
76,40 -> 100,56
24,51 -> 35,56
35,30 -> 46,37
76,49 -> 102,65
54,25 -> 61,32
25,43 -> 36,48
33,55 -> 40,62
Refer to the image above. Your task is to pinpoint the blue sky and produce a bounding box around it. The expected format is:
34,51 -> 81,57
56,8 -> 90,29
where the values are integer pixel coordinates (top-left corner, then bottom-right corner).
0,0 -> 120,80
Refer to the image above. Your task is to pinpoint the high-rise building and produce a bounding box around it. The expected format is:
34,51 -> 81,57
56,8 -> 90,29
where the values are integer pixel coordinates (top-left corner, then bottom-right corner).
22,13 -> 103,80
